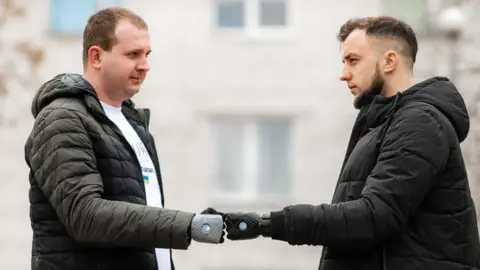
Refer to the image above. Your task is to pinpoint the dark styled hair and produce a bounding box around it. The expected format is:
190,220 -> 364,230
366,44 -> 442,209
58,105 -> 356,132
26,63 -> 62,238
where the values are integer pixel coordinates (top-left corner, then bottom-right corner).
337,16 -> 418,67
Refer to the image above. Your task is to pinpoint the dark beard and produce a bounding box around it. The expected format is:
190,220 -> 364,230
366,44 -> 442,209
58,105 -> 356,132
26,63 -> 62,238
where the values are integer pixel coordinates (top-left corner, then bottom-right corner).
353,69 -> 385,109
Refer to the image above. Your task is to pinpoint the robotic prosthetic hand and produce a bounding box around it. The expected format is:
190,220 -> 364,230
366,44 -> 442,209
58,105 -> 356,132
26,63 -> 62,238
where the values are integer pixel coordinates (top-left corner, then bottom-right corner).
189,208 -> 226,244
224,212 -> 271,240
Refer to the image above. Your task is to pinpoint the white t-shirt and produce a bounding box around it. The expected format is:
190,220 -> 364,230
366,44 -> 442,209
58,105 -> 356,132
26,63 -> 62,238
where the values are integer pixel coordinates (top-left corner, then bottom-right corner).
101,102 -> 171,270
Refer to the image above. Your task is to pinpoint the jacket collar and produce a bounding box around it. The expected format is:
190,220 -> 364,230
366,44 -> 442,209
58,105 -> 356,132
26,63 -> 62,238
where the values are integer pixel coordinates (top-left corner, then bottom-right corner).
61,74 -> 149,126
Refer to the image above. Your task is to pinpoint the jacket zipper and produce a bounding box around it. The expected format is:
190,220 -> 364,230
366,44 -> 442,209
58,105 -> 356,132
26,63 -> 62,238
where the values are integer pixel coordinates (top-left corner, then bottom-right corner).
93,111 -> 146,194
141,109 -> 166,206
382,245 -> 387,270
142,109 -> 152,160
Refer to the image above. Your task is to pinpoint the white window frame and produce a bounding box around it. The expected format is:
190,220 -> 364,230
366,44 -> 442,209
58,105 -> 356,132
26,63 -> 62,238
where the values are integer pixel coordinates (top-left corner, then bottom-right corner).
212,119 -> 291,202
214,0 -> 295,40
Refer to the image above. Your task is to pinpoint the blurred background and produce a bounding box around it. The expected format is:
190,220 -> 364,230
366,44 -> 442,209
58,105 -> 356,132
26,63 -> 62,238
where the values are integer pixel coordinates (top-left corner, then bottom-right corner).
0,0 -> 479,269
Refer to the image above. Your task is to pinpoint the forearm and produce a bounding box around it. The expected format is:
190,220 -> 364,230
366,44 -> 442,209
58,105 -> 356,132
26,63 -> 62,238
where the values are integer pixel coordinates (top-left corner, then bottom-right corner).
68,195 -> 195,249
267,198 -> 398,248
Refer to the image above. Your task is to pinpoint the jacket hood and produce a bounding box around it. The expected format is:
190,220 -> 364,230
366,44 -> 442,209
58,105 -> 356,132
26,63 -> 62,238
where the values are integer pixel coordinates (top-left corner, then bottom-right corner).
354,76 -> 469,143
337,76 -> 468,174
400,76 -> 469,142
31,73 -> 97,117
32,73 -> 145,125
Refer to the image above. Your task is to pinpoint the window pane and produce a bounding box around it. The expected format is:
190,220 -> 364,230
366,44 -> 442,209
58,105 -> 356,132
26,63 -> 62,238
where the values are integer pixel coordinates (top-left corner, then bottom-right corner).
257,119 -> 291,194
383,0 -> 426,31
213,120 -> 245,192
217,0 -> 245,28
50,0 -> 96,34
96,0 -> 122,10
259,0 -> 287,26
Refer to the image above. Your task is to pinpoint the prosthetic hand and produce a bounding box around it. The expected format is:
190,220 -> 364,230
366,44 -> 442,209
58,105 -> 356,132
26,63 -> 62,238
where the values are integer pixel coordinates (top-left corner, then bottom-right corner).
224,212 -> 271,240
189,208 -> 226,244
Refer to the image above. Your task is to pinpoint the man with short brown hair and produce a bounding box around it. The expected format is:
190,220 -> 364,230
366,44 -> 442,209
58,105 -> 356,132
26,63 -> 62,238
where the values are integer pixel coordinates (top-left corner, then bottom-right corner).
82,7 -> 148,69
25,7 -> 224,270
218,16 -> 480,270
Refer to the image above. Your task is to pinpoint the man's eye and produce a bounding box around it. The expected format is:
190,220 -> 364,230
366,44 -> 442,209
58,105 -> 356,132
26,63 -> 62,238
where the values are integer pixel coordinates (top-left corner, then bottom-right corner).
128,52 -> 138,57
350,59 -> 358,64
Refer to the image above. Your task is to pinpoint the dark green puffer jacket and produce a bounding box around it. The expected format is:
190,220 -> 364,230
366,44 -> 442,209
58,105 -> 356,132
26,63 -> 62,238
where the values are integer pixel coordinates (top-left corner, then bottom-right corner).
25,73 -> 195,270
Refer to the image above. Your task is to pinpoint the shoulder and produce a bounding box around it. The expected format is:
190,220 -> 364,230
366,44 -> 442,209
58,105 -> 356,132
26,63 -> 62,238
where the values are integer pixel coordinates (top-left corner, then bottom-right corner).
383,102 -> 448,160
33,98 -> 92,139
390,102 -> 444,133
36,91 -> 93,121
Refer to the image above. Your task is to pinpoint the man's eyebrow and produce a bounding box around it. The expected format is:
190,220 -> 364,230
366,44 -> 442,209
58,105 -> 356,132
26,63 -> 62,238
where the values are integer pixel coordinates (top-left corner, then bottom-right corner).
342,53 -> 359,63
126,48 -> 152,55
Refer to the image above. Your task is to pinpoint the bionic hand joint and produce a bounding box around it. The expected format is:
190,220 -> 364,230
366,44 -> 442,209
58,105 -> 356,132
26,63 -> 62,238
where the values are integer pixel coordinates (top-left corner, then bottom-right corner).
235,213 -> 271,238
190,214 -> 224,244
259,213 -> 272,238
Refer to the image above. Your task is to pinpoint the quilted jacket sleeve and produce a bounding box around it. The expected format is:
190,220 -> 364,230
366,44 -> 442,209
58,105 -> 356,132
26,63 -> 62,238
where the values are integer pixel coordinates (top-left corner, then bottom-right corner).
26,107 -> 195,249
268,107 -> 449,248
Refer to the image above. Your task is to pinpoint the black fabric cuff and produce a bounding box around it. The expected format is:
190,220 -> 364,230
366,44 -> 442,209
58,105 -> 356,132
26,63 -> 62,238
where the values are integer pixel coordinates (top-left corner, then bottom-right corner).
187,214 -> 193,244
269,210 -> 287,242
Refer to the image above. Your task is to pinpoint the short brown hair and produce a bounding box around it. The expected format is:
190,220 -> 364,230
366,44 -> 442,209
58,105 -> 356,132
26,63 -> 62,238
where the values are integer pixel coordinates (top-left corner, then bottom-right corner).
82,7 -> 148,67
337,16 -> 418,67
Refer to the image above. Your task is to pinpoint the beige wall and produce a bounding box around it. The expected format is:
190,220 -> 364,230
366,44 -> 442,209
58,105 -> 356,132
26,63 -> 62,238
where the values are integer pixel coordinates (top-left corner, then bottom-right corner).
0,0 -> 478,269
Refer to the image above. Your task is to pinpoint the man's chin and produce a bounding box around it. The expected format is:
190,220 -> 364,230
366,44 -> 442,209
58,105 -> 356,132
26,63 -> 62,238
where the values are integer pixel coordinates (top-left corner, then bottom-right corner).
353,96 -> 362,110
122,87 -> 140,101
353,90 -> 375,109
128,85 -> 141,94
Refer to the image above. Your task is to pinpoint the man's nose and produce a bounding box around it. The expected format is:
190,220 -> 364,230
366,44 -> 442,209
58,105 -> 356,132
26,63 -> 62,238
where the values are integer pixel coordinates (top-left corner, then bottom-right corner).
339,69 -> 351,81
137,61 -> 150,72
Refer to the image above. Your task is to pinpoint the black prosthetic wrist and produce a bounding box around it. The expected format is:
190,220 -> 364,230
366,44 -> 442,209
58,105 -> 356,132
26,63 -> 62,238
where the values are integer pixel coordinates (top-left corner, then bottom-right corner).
259,213 -> 272,238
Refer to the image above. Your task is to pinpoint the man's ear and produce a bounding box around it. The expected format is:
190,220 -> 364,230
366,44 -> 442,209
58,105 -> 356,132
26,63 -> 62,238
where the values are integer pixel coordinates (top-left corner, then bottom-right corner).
383,50 -> 398,74
88,45 -> 103,69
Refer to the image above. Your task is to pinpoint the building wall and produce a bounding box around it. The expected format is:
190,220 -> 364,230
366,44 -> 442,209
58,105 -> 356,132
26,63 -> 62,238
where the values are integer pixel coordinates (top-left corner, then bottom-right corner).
0,0 -> 478,269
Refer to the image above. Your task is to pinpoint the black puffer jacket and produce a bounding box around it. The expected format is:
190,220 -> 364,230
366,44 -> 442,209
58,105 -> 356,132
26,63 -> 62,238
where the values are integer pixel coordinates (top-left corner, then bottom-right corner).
269,77 -> 480,270
25,73 -> 195,270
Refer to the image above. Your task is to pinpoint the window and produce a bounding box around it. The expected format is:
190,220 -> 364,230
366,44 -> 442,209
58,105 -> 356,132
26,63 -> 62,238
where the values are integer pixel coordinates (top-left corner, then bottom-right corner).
259,0 -> 287,27
215,0 -> 291,38
50,0 -> 121,35
383,0 -> 427,32
212,117 -> 292,200
382,0 -> 460,34
217,0 -> 245,28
